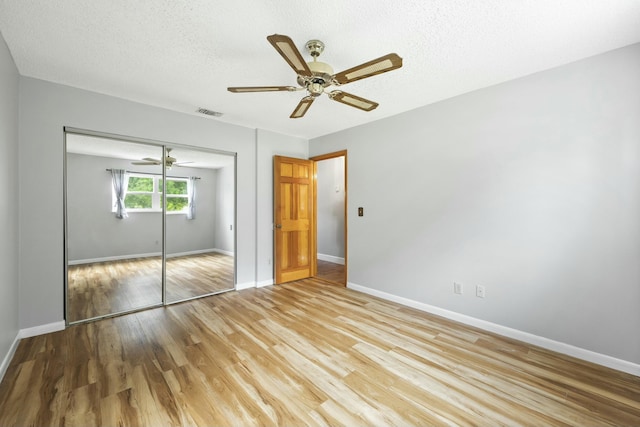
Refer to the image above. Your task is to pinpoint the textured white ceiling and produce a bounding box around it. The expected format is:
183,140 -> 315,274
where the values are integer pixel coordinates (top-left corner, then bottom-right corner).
1,0 -> 640,139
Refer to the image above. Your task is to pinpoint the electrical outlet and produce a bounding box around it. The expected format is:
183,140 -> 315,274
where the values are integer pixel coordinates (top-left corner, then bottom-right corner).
476,285 -> 486,298
453,282 -> 463,295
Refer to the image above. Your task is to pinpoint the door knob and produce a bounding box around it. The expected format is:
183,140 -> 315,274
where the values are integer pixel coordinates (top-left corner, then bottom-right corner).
275,224 -> 282,229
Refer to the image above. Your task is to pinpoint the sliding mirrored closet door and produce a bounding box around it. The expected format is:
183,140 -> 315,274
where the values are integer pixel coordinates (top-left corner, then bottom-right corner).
65,134 -> 164,323
165,145 -> 236,303
65,129 -> 236,324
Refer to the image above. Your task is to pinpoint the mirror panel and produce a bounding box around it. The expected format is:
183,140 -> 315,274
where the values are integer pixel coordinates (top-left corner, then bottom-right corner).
65,134 -> 164,322
165,146 -> 236,303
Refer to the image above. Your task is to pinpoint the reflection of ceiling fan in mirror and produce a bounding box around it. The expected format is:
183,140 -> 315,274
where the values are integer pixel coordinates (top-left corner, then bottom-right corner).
131,148 -> 193,169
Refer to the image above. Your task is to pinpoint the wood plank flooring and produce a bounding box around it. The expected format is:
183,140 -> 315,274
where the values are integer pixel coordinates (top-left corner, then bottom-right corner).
2,278 -> 639,426
67,252 -> 234,322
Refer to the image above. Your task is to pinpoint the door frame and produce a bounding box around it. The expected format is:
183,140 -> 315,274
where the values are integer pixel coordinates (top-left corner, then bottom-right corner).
310,150 -> 348,286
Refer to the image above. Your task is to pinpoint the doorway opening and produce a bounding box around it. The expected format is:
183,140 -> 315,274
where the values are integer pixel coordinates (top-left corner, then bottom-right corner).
312,150 -> 347,286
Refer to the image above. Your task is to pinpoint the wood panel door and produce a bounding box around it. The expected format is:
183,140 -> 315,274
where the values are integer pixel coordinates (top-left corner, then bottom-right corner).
274,156 -> 316,284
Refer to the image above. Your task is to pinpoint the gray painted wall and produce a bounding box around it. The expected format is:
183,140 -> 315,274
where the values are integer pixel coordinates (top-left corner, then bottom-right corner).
317,156 -> 345,259
310,43 -> 640,364
19,77 -> 258,329
67,153 -> 221,261
0,31 -> 20,369
255,129 -> 308,285
214,164 -> 235,253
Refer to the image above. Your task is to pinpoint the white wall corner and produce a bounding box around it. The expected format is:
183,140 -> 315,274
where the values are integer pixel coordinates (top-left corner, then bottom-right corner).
0,332 -> 21,384
317,253 -> 345,265
347,282 -> 640,377
211,248 -> 235,257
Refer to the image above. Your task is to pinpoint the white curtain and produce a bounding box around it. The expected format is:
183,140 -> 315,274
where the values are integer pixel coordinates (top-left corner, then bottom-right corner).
187,176 -> 197,220
111,169 -> 129,219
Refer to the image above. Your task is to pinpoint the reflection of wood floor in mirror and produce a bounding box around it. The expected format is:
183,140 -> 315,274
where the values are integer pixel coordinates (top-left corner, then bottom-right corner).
67,252 -> 234,322
315,259 -> 346,285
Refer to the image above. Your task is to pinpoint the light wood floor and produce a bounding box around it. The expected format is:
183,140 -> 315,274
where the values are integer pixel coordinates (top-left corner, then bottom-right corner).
316,259 -> 346,285
2,278 -> 638,426
68,252 -> 234,322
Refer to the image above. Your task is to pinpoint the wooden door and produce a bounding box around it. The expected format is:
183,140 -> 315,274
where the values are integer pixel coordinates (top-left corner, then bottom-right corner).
274,156 -> 316,284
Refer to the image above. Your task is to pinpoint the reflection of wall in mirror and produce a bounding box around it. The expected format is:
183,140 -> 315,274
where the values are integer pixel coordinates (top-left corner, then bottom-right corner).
66,152 -> 231,263
214,164 -> 235,254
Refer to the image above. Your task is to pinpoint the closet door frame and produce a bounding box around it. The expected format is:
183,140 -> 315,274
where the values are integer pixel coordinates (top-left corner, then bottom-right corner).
63,126 -> 237,326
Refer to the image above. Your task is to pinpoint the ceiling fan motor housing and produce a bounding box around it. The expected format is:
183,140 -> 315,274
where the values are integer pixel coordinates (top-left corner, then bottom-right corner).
297,60 -> 334,96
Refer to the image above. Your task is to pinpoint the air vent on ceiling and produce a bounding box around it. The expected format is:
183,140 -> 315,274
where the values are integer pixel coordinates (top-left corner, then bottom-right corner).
197,108 -> 223,117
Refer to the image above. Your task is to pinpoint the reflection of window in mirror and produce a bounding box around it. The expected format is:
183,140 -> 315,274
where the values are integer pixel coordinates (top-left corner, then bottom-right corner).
110,173 -> 190,213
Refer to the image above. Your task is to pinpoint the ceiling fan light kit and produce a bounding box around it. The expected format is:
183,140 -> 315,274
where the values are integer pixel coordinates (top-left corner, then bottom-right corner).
228,34 -> 403,118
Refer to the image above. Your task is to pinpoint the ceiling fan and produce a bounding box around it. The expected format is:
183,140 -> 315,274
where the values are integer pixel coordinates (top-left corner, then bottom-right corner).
131,148 -> 192,169
228,34 -> 403,118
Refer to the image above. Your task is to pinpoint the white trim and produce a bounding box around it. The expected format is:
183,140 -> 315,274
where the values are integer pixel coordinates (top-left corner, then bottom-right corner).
317,253 -> 345,265
68,252 -> 161,265
347,282 -> 640,377
256,279 -> 274,288
235,282 -> 255,291
68,248 -> 232,265
19,321 -> 66,339
0,332 -> 20,384
166,248 -> 223,258
211,248 -> 234,257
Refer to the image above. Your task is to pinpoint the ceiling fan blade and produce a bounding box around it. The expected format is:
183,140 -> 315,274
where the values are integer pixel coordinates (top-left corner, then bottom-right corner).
328,91 -> 379,111
173,161 -> 194,167
267,34 -> 313,77
332,53 -> 403,85
228,86 -> 298,93
290,96 -> 314,119
132,161 -> 160,165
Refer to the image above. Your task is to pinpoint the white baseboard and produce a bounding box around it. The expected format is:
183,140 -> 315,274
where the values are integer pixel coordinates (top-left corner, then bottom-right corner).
69,252 -> 161,265
211,248 -> 234,257
347,282 -> 640,377
235,282 -> 255,291
69,248 -> 233,265
318,253 -> 345,265
237,279 -> 274,290
19,321 -> 66,339
257,279 -> 274,288
0,332 -> 20,384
